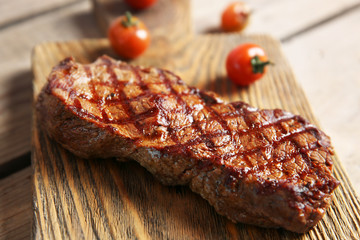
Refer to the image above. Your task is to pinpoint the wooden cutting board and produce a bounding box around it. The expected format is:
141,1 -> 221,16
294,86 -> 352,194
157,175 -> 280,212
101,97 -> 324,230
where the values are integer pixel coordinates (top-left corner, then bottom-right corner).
31,34 -> 360,239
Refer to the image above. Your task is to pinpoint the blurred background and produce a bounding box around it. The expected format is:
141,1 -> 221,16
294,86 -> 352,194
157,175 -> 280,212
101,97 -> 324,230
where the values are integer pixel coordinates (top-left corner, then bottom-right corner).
0,0 -> 359,238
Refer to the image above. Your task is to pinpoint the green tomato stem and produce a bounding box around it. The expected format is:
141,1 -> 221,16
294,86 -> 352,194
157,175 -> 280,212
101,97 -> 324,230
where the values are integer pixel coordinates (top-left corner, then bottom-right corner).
251,55 -> 272,74
121,11 -> 138,28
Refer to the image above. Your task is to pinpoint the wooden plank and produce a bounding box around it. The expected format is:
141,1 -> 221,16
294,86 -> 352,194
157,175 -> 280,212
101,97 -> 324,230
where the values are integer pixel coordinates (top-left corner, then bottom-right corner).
0,153 -> 31,178
91,0 -> 192,41
2,0 -> 360,187
192,0 -> 360,39
0,1 -> 102,167
0,0 -> 79,27
282,7 -> 360,195
32,35 -> 360,239
0,167 -> 32,240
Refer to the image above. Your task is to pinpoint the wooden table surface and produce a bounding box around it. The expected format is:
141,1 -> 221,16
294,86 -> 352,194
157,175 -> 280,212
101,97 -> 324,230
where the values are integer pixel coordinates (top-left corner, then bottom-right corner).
1,0 -> 360,239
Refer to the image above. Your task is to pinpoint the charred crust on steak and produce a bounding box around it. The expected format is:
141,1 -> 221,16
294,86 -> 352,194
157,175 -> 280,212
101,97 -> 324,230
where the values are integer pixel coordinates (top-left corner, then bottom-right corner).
37,55 -> 339,233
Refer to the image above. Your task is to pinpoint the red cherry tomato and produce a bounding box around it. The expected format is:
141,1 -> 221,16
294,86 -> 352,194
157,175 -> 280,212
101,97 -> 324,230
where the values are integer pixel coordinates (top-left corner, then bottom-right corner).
221,2 -> 251,32
125,0 -> 157,10
226,43 -> 271,86
108,12 -> 150,59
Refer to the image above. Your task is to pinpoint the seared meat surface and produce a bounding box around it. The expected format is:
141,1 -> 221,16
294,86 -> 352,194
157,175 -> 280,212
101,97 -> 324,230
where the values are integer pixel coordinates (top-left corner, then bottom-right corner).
37,56 -> 339,233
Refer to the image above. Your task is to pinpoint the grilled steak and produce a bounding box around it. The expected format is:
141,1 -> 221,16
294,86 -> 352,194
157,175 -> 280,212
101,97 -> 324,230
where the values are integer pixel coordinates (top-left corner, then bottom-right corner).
37,56 -> 339,233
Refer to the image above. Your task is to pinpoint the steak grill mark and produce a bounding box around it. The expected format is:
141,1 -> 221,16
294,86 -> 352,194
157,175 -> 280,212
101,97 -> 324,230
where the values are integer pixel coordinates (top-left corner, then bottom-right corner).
38,56 -> 340,233
50,58 -> 333,186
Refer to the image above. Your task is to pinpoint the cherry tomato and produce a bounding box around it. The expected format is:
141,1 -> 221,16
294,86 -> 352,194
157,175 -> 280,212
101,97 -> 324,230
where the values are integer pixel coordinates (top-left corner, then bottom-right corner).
221,2 -> 251,32
125,0 -> 157,10
226,43 -> 271,86
108,12 -> 150,59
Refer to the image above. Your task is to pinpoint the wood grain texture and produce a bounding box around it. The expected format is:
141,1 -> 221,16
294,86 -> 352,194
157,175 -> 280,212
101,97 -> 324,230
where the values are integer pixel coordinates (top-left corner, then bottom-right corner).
92,0 -> 192,41
282,7 -> 360,196
32,35 -> 360,239
0,167 -> 32,240
2,0 -> 360,194
192,0 -> 360,39
0,0 -> 102,168
0,0 -> 80,27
